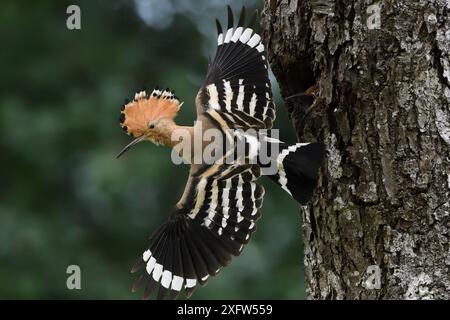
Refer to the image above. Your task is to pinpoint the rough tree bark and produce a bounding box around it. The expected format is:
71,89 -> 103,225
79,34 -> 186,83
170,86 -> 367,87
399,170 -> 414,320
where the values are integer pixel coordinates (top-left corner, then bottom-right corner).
261,0 -> 449,299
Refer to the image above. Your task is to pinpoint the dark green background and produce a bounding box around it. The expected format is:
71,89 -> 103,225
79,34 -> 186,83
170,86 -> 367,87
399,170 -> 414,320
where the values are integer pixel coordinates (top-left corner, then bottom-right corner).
0,0 -> 305,299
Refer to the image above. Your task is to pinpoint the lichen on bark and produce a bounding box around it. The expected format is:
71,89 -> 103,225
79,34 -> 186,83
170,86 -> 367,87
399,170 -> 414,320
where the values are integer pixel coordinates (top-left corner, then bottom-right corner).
262,0 -> 450,299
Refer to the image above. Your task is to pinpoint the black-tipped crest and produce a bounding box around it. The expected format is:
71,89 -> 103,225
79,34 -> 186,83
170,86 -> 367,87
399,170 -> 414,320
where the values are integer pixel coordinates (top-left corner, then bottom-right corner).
118,86 -> 183,152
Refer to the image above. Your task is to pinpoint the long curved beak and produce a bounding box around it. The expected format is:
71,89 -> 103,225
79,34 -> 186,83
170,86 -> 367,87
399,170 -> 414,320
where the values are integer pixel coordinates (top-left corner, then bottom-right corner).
116,135 -> 146,159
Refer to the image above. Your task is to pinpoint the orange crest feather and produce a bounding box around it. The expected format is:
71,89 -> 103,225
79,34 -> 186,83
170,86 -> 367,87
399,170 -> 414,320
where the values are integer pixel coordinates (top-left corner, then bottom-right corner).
119,88 -> 182,137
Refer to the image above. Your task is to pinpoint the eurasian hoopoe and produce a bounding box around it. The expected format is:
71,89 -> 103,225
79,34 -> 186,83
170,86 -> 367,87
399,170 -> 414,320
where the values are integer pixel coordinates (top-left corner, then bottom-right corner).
117,6 -> 325,300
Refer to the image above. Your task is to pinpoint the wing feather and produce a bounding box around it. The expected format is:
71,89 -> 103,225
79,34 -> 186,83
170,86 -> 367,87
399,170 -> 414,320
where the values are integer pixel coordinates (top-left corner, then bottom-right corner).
131,162 -> 264,299
196,6 -> 276,129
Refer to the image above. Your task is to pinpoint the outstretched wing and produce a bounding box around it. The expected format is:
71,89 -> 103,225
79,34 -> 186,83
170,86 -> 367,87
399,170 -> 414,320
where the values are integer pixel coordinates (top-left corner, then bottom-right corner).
196,6 -> 276,129
130,163 -> 264,300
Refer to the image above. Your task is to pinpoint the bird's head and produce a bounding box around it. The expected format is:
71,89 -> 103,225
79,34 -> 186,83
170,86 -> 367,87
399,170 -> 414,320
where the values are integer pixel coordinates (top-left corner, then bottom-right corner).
117,88 -> 183,158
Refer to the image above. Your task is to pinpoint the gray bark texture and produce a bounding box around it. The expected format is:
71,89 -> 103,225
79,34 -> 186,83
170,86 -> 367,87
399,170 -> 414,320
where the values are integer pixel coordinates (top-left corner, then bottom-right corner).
261,0 -> 450,299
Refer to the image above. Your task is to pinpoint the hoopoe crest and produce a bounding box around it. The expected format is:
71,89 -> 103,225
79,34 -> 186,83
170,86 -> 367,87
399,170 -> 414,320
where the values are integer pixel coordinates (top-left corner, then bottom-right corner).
119,88 -> 184,152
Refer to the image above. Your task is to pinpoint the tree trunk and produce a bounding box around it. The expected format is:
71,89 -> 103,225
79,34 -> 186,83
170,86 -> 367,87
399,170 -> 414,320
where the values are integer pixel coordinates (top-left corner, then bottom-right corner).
261,0 -> 450,299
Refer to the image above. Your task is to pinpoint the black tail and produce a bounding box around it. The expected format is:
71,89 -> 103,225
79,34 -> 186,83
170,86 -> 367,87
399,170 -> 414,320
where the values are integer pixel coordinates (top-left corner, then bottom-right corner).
268,142 -> 326,204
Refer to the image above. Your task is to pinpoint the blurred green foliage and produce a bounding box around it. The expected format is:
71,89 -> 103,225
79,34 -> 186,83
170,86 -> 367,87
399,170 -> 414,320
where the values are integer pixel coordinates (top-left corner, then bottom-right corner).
0,0 -> 305,299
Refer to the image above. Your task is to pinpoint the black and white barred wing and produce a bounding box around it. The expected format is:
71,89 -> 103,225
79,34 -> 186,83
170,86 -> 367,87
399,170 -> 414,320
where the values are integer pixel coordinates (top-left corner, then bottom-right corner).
131,163 -> 264,299
197,6 -> 276,129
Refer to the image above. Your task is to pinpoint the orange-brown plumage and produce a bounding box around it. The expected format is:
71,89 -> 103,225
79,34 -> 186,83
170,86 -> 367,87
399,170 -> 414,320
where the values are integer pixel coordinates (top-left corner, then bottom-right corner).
120,88 -> 183,140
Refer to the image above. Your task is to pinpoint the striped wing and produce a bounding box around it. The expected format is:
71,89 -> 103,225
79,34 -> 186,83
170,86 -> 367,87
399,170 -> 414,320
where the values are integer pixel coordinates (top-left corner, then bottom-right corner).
131,163 -> 264,299
196,6 -> 276,129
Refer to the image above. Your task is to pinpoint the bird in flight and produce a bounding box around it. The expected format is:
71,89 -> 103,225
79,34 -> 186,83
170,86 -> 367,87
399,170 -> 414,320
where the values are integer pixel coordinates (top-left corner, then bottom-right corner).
117,6 -> 325,299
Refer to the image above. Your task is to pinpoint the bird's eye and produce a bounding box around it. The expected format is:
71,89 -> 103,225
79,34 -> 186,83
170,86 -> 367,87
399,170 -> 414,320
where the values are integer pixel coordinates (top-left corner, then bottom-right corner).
149,123 -> 155,129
